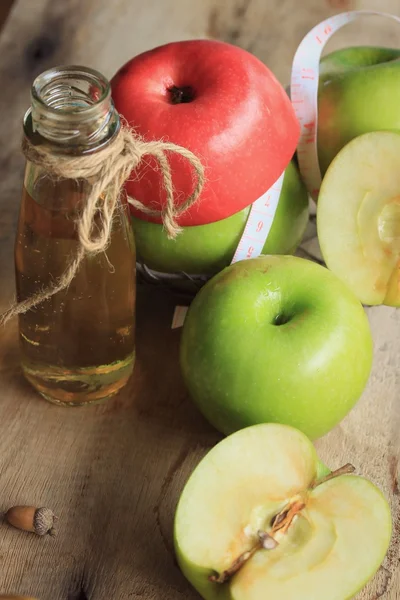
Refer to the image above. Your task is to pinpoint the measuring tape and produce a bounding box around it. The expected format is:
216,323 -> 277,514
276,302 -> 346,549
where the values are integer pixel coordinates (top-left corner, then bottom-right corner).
172,9 -> 400,327
230,171 -> 284,263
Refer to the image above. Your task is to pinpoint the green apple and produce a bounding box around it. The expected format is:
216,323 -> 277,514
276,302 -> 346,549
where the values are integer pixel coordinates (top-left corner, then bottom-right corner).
174,423 -> 392,600
132,161 -> 308,274
318,46 -> 400,176
317,130 -> 400,307
180,255 -> 373,440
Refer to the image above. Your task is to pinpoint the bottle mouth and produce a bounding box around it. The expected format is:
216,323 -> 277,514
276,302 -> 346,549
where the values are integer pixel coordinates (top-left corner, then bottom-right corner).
32,65 -> 110,113
26,65 -> 119,149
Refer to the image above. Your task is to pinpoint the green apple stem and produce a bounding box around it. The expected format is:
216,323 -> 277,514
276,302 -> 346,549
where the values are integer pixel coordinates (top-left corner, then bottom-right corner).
311,463 -> 355,489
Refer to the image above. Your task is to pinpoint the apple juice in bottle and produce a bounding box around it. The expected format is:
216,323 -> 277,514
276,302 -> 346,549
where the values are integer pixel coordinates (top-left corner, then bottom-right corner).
14,66 -> 136,406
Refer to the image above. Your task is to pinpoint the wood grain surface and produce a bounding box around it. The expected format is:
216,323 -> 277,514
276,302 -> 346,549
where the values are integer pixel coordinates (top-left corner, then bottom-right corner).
0,0 -> 399,598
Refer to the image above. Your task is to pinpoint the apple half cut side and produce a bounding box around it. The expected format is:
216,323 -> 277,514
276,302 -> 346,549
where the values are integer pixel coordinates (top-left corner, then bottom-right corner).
174,424 -> 392,600
317,131 -> 400,306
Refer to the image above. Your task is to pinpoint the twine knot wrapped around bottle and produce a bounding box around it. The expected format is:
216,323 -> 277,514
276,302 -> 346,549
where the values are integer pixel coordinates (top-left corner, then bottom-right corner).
0,125 -> 205,325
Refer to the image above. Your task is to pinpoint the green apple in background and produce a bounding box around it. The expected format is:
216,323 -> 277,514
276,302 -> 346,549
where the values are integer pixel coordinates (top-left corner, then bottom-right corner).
132,161 -> 308,275
180,255 -> 373,440
318,46 -> 400,176
174,423 -> 392,600
318,131 -> 400,307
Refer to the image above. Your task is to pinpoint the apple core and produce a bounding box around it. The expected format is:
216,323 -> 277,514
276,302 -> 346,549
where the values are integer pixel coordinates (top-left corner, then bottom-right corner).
378,198 -> 400,249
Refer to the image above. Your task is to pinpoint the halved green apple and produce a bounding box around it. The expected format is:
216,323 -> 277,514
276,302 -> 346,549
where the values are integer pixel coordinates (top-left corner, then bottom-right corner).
174,424 -> 391,600
317,131 -> 400,306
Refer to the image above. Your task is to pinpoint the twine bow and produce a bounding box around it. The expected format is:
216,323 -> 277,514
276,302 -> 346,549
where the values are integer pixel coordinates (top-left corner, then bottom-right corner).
0,125 -> 205,324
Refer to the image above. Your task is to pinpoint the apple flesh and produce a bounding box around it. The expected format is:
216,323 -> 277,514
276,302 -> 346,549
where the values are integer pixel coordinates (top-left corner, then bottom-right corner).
174,423 -> 392,600
111,39 -> 300,226
132,160 -> 308,274
180,255 -> 373,440
317,131 -> 400,307
318,46 -> 400,176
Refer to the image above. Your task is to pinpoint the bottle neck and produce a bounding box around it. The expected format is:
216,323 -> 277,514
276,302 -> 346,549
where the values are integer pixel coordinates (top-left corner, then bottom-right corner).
24,66 -> 120,154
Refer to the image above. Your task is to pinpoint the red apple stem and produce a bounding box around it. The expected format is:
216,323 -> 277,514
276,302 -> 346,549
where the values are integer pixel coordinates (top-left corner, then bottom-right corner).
311,463 -> 355,489
168,85 -> 194,104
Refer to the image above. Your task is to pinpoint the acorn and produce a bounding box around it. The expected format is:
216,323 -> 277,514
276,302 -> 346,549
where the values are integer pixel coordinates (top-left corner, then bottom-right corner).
5,506 -> 57,536
0,596 -> 38,599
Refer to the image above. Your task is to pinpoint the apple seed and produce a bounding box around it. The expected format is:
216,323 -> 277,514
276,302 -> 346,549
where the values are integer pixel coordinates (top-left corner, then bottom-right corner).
270,499 -> 306,536
270,508 -> 289,528
257,530 -> 279,550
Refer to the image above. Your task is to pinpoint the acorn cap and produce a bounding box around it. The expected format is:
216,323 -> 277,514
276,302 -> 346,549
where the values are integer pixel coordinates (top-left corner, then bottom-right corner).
33,507 -> 56,536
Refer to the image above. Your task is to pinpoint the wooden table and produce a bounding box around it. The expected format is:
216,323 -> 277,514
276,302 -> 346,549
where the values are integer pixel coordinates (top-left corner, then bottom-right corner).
0,1 -> 399,598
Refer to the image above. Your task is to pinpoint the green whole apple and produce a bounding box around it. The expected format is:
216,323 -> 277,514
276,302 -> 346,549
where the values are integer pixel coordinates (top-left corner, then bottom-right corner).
132,160 -> 308,274
180,255 -> 373,440
174,423 -> 392,600
318,46 -> 400,176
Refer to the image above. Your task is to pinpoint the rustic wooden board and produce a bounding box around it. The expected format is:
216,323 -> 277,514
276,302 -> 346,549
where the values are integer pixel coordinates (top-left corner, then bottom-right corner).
0,0 -> 399,598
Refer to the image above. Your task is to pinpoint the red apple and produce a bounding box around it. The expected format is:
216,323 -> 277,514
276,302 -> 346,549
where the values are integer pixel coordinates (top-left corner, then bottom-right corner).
111,40 -> 300,226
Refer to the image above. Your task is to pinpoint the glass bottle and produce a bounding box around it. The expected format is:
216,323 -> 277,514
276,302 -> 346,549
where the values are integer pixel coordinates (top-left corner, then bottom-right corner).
14,66 -> 136,406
